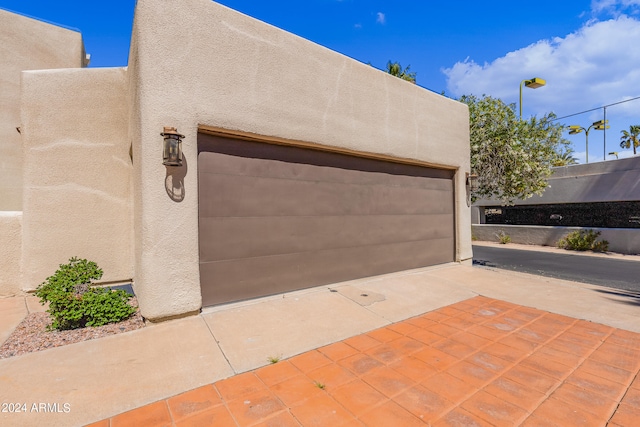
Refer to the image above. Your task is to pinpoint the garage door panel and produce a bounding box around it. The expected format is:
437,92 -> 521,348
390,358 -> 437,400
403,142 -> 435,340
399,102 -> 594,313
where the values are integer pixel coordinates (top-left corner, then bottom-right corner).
199,173 -> 453,218
199,214 -> 455,262
198,135 -> 454,186
198,159 -> 453,190
198,157 -> 454,191
198,133 -> 455,306
200,238 -> 455,306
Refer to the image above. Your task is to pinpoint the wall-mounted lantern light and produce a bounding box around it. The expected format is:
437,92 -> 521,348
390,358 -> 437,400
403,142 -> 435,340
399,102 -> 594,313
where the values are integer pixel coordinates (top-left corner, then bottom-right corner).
466,172 -> 479,191
161,126 -> 185,166
466,172 -> 479,206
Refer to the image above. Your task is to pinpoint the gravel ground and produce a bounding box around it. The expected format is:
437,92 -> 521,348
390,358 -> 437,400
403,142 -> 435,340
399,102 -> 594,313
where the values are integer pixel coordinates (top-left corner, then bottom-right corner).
0,298 -> 144,359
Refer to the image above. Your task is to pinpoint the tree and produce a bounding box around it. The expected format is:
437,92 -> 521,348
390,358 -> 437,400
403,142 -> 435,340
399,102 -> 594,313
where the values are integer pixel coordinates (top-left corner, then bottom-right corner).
460,94 -> 570,204
385,61 -> 416,83
620,125 -> 640,155
552,147 -> 579,166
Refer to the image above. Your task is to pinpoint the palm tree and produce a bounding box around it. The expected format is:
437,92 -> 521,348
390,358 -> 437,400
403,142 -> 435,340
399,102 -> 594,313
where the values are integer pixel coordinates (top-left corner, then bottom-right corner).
386,61 -> 416,83
620,125 -> 640,155
552,148 -> 579,166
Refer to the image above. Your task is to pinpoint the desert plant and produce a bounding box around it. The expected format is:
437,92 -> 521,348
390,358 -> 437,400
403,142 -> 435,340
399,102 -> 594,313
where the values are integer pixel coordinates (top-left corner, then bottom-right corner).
496,231 -> 511,244
35,257 -> 136,330
556,230 -> 609,252
267,355 -> 281,364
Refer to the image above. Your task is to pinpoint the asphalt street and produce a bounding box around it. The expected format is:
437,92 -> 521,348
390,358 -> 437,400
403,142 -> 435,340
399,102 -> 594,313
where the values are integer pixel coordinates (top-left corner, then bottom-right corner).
472,245 -> 640,293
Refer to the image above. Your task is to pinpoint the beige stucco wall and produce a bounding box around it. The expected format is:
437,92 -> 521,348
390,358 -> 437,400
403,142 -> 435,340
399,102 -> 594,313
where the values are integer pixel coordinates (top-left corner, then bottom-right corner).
20,67 -> 133,291
0,212 -> 22,295
474,156 -> 640,209
129,0 -> 471,320
0,9 -> 85,211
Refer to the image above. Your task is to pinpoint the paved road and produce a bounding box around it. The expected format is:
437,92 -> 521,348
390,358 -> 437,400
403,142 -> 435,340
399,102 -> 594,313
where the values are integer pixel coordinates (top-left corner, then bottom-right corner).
472,245 -> 640,293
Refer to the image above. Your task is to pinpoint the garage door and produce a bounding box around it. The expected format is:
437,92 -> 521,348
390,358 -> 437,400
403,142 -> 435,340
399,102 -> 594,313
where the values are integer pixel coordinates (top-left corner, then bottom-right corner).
198,133 -> 455,306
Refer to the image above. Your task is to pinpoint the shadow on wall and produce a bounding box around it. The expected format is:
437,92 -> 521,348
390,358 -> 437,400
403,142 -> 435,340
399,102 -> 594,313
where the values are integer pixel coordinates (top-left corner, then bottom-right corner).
165,155 -> 187,202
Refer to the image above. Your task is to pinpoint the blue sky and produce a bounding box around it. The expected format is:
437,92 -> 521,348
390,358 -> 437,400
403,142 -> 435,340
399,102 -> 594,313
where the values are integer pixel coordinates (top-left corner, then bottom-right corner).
3,0 -> 640,163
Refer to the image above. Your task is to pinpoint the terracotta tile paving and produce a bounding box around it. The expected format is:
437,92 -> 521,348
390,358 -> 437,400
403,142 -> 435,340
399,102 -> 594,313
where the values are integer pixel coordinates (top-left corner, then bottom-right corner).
89,296 -> 640,426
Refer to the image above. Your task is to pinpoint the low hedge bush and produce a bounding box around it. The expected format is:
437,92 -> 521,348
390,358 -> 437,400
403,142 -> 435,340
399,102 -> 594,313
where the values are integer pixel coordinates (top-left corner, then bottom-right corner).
556,230 -> 609,252
35,257 -> 136,331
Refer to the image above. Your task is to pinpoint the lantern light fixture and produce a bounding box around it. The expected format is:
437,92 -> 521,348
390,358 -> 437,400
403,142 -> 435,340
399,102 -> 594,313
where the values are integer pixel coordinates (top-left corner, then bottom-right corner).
161,126 -> 185,166
466,172 -> 479,191
466,172 -> 479,206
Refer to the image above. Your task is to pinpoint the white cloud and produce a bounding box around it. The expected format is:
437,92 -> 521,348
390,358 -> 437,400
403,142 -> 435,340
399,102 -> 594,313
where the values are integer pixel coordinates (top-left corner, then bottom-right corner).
376,12 -> 385,24
443,15 -> 640,163
592,0 -> 640,14
444,16 -> 640,111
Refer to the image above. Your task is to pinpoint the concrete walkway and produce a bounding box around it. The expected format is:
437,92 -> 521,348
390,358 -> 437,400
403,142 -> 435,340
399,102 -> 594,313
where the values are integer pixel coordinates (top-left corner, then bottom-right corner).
0,252 -> 639,426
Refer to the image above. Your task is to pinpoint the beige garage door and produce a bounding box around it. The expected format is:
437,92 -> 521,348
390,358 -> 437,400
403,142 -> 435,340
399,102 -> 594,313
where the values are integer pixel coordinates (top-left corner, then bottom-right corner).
198,133 -> 455,306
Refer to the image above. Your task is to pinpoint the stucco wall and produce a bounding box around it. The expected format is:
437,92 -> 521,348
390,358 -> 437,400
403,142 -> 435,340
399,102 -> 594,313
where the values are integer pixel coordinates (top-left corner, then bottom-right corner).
0,212 -> 22,295
474,156 -> 640,209
473,224 -> 640,255
20,67 -> 133,291
0,9 -> 85,211
129,0 -> 471,320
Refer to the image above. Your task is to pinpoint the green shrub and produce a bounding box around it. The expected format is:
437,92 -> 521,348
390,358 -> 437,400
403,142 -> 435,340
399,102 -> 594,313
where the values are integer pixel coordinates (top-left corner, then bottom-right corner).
556,230 -> 609,252
34,257 -> 136,331
496,231 -> 511,244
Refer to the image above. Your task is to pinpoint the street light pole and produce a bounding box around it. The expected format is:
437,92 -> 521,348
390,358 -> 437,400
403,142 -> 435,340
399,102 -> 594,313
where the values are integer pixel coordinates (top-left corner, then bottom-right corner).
568,120 -> 609,164
519,77 -> 546,120
603,106 -> 607,160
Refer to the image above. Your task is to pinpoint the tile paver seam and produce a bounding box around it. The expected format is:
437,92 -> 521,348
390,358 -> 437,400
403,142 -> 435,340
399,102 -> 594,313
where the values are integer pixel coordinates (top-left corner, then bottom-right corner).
209,380 -> 267,427
290,385 -> 361,425
451,304 -> 568,375
476,381 -> 548,423
605,369 -> 640,426
217,398 -> 242,427
348,394 -> 395,424
295,299 -> 492,424
386,300 -> 550,424
478,345 -> 600,423
243,367 -> 361,426
167,384 -> 227,426
409,369 -> 490,425
440,306 -> 590,420
421,301 -> 530,368
515,324 -> 618,421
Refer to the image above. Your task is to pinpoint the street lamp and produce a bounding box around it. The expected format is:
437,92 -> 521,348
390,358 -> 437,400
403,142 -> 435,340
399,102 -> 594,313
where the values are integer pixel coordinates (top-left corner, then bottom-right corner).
568,120 -> 609,163
519,77 -> 546,119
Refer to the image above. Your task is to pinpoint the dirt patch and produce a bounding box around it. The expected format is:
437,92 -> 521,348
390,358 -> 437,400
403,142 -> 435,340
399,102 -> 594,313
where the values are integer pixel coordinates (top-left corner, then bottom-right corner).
0,298 -> 144,359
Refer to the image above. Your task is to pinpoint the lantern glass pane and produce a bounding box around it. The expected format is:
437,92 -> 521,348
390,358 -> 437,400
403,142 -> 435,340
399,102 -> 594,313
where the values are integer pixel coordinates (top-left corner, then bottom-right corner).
163,135 -> 182,166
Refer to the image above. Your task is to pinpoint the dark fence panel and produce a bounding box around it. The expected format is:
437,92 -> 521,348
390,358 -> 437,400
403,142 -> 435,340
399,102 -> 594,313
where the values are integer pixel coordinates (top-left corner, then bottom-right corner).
484,201 -> 640,229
